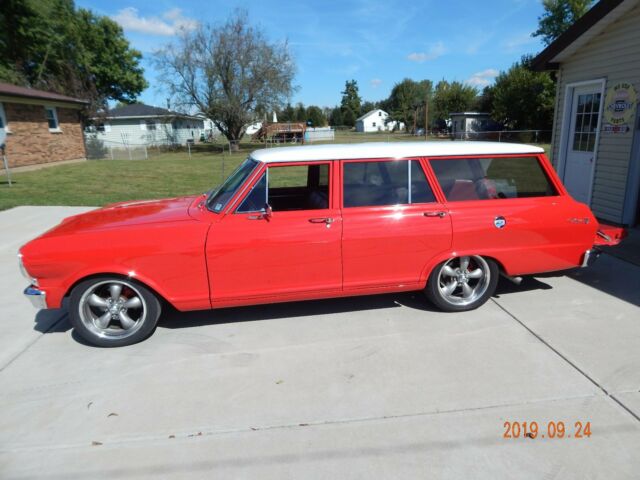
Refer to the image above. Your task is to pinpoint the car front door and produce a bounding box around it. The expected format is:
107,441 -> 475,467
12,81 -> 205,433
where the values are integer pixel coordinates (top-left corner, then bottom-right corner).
341,158 -> 452,290
206,161 -> 343,305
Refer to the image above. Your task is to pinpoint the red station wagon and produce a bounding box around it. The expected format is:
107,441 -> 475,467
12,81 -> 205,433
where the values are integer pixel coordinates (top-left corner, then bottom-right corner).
19,142 -> 624,347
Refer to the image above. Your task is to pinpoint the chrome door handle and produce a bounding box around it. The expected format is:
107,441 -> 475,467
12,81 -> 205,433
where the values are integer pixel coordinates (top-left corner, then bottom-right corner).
423,211 -> 447,218
309,217 -> 334,224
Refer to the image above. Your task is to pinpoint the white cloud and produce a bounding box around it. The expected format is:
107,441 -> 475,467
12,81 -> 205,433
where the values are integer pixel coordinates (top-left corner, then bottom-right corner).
503,32 -> 537,52
465,69 -> 499,88
112,7 -> 198,36
407,41 -> 446,63
370,78 -> 382,88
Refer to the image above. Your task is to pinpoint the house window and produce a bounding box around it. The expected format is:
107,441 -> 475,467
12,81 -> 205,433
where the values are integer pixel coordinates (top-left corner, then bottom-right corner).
572,93 -> 601,152
378,111 -> 382,116
0,103 -> 7,134
146,120 -> 157,130
372,122 -> 377,127
44,107 -> 60,131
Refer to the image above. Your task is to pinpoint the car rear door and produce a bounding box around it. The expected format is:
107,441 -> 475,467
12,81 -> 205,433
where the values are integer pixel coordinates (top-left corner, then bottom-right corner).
206,161 -> 343,305
427,154 -> 595,275
341,158 -> 452,290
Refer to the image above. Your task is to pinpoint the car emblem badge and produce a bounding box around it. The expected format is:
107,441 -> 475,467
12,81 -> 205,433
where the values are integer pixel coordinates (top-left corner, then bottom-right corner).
494,216 -> 506,229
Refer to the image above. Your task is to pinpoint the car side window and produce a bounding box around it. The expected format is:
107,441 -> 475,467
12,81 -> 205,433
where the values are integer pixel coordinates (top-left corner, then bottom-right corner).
236,163 -> 330,213
236,173 -> 267,213
430,156 -> 558,201
343,160 -> 436,208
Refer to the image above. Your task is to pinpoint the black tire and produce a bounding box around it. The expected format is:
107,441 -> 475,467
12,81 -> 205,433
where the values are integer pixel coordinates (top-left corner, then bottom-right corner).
425,256 -> 499,312
68,276 -> 161,347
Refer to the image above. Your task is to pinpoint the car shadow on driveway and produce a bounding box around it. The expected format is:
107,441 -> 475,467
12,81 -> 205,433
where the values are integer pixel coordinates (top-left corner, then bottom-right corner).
32,278 -> 559,338
158,292 -> 439,330
158,278 -> 555,331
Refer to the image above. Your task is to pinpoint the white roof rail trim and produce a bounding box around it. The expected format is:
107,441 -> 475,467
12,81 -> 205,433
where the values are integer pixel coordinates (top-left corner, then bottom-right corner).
250,141 -> 545,163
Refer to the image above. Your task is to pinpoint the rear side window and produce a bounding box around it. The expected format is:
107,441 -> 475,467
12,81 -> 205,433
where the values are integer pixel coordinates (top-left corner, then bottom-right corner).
430,156 -> 557,201
343,160 -> 436,208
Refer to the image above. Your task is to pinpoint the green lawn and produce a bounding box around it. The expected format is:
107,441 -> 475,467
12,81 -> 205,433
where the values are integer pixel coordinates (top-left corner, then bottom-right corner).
0,133 -> 551,211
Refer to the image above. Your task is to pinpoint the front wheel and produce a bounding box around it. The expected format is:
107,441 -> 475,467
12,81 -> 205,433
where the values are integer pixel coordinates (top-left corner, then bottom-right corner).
425,256 -> 498,312
69,276 -> 161,347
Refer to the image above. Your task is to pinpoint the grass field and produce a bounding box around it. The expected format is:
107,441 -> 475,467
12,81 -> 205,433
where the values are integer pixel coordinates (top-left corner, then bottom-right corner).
0,132 -> 550,211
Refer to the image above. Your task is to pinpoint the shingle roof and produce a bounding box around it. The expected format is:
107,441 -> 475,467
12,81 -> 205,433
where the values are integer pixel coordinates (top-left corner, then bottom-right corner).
103,103 -> 199,119
0,82 -> 88,105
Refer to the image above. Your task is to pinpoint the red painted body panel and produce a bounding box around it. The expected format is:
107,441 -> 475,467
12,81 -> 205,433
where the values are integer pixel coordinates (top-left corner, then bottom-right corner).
18,151 -> 617,313
20,196 -> 211,310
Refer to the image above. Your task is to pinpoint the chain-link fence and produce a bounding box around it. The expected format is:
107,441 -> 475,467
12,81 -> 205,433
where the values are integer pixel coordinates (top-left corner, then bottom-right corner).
85,129 -> 552,161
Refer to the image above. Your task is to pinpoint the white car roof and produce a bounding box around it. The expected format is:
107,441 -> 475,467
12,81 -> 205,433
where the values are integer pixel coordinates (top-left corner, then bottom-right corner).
250,141 -> 545,163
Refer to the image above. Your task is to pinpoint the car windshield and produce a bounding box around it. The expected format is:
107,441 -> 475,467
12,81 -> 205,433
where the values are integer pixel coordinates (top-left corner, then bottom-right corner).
206,158 -> 259,213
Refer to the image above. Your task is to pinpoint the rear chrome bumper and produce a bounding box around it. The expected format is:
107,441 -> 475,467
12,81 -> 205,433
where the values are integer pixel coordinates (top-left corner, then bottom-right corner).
24,285 -> 47,309
581,248 -> 601,268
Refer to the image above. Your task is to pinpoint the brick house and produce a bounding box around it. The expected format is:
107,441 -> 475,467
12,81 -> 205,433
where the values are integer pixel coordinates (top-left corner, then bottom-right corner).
0,82 -> 88,168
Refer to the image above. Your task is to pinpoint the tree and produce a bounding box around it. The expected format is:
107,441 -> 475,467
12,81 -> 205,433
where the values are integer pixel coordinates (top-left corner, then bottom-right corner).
0,0 -> 147,112
294,102 -> 306,122
385,78 -> 432,132
329,107 -> 344,126
343,108 -> 356,128
306,105 -> 326,127
487,56 -> 555,130
340,80 -> 361,118
156,10 -> 296,149
279,103 -> 295,122
360,100 -> 377,116
533,0 -> 593,45
432,80 -> 478,124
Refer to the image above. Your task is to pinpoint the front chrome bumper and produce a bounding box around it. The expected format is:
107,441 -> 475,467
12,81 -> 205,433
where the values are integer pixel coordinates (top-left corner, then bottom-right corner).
24,285 -> 47,309
581,248 -> 601,268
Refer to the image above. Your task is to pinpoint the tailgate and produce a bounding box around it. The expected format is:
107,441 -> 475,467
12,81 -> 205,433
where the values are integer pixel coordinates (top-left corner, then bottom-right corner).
593,223 -> 627,246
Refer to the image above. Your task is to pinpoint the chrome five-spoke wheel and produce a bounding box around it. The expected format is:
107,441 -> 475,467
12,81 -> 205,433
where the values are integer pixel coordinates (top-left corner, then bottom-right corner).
79,280 -> 146,338
425,255 -> 498,312
69,276 -> 161,347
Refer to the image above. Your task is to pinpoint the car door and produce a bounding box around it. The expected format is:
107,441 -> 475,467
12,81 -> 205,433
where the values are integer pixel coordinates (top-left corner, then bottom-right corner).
341,158 -> 452,289
428,154 -> 593,275
206,161 -> 343,304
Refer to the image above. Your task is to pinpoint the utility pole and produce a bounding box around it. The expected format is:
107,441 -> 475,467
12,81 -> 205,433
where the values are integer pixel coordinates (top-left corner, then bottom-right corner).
425,93 -> 429,141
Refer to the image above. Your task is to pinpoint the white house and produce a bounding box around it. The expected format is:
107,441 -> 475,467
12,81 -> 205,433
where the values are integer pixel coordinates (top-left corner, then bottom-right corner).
85,104 -> 206,147
355,109 -> 404,132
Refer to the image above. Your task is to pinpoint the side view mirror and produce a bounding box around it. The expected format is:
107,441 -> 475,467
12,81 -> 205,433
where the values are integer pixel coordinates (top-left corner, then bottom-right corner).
248,204 -> 272,221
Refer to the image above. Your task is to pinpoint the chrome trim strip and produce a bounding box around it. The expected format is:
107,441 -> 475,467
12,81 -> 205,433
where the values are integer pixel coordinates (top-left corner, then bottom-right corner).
24,286 -> 47,309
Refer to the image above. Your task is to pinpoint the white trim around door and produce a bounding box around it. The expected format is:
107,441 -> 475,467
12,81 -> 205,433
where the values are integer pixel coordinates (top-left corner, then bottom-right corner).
557,78 -> 606,206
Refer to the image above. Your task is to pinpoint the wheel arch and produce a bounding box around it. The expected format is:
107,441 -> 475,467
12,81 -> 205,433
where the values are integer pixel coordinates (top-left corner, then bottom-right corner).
63,271 -> 173,308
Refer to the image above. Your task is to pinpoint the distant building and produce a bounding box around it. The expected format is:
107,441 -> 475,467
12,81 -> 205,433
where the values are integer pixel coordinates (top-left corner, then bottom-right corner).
449,112 -> 491,139
355,109 -> 404,132
0,82 -> 87,168
86,104 -> 205,146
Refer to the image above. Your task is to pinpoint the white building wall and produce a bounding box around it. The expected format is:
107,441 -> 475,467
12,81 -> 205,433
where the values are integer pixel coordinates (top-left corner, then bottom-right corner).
551,3 -> 640,223
87,118 -> 205,146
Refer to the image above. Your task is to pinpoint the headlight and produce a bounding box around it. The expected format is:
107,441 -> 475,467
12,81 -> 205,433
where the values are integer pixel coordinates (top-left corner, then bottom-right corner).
18,253 -> 38,286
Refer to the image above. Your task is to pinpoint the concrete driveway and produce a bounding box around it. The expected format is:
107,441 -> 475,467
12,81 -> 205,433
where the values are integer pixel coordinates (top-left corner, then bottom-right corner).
0,206 -> 639,479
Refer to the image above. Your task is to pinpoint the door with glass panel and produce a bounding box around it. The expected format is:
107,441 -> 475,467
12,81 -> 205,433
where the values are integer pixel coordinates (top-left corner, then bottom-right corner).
564,84 -> 602,204
341,159 -> 452,289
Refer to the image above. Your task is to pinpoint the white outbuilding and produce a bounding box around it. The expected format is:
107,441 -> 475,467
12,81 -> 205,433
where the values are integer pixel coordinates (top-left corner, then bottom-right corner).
355,109 -> 404,132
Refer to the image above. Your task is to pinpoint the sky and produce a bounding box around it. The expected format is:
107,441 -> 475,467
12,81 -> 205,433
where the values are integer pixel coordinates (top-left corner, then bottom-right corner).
76,0 -> 547,109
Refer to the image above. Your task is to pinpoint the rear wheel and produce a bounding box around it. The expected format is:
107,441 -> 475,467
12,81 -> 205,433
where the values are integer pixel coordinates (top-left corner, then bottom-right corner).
69,276 -> 161,347
425,255 -> 498,312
